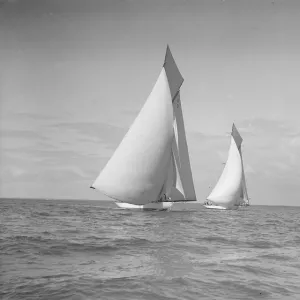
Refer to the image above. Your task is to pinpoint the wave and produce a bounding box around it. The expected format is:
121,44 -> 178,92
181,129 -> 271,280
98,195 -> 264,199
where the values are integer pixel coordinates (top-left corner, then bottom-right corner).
1,235 -> 155,256
31,211 -> 51,217
1,199 -> 300,300
247,240 -> 281,249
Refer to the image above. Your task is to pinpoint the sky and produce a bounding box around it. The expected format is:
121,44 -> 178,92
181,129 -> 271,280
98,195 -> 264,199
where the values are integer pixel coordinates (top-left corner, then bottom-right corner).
0,0 -> 300,206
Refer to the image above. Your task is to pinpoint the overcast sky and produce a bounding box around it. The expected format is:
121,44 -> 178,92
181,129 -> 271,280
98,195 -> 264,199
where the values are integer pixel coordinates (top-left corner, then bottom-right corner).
1,0 -> 299,206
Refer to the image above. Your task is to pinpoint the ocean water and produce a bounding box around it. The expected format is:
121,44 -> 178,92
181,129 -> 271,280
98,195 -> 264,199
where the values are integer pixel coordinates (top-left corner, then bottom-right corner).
0,199 -> 299,300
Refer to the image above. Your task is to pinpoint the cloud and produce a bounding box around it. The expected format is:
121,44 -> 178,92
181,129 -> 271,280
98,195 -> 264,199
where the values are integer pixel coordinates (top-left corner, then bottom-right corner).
0,0 -> 18,5
1,118 -> 124,166
235,117 -> 300,180
0,161 -> 92,185
244,164 -> 255,174
50,120 -> 125,148
216,150 -> 227,163
0,118 -> 124,196
0,128 -> 47,142
7,166 -> 26,177
269,161 -> 291,172
289,135 -> 300,147
11,111 -> 60,121
238,117 -> 298,137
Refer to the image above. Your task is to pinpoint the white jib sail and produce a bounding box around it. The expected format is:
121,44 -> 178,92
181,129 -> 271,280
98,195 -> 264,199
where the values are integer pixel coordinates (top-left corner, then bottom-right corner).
207,135 -> 243,208
92,46 -> 186,205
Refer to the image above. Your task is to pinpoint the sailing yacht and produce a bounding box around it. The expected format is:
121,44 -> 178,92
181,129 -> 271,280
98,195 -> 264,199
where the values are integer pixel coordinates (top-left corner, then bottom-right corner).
204,124 -> 248,210
90,46 -> 197,210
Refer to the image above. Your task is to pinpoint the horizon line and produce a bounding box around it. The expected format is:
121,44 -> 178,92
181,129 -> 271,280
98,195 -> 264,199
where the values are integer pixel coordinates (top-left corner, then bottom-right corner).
0,197 -> 299,208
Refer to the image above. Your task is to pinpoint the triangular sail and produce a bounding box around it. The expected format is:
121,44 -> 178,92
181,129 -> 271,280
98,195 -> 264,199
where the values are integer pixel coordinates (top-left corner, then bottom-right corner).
163,149 -> 177,198
207,124 -> 245,209
162,147 -> 185,201
232,122 -> 250,205
171,92 -> 197,201
164,45 -> 184,100
91,46 -> 195,205
234,122 -> 249,206
232,123 -> 243,150
161,92 -> 197,202
240,151 -> 250,205
170,151 -> 186,200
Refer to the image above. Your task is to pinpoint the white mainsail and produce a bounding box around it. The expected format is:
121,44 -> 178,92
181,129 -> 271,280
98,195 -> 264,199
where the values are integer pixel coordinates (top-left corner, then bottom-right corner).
206,124 -> 246,209
91,46 -> 196,206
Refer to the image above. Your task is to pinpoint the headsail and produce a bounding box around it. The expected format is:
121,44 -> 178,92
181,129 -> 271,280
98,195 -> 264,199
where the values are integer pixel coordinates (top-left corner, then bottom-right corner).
160,92 -> 197,202
240,151 -> 250,205
206,124 -> 245,209
91,46 -> 195,205
233,123 -> 248,206
170,92 -> 197,201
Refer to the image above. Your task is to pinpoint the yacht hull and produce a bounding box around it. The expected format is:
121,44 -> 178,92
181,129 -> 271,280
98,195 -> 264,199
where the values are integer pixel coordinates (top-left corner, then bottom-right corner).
115,201 -> 173,211
203,204 -> 238,210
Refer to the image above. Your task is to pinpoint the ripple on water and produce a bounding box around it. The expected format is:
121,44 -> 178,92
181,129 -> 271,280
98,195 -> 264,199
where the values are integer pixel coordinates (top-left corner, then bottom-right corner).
1,199 -> 300,300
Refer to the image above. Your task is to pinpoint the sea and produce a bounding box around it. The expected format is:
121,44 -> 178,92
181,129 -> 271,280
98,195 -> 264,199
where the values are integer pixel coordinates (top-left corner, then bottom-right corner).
0,198 -> 299,300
